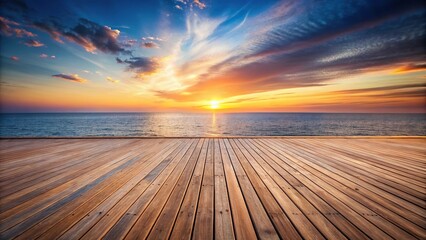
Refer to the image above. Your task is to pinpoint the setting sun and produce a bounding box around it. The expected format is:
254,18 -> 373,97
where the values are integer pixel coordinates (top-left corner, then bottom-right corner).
210,100 -> 220,109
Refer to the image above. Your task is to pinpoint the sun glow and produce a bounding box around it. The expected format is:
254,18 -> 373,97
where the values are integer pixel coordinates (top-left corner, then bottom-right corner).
210,100 -> 220,109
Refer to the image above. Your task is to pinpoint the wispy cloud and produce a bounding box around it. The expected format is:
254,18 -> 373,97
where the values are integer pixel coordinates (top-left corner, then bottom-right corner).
39,53 -> 55,59
52,74 -> 88,83
122,39 -> 138,47
24,39 -> 44,47
106,76 -> 119,83
0,16 -> 36,38
142,36 -> 163,41
10,56 -> 19,61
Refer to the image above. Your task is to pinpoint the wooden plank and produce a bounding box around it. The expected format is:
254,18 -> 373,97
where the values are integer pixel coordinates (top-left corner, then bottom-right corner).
280,139 -> 426,239
1,140 -> 157,239
325,139 -> 425,175
0,140 -> 90,176
218,139 -> 257,240
290,139 -> 426,217
244,139 -> 371,239
0,139 -> 148,233
261,139 -> 417,239
32,139 -> 182,239
224,138 -> 280,239
0,139 -> 143,215
123,139 -> 205,239
0,140 -> 125,198
97,139 -> 199,239
353,139 -> 426,165
229,139 -> 305,239
192,138 -> 215,240
88,140 -> 198,239
254,139 -> 395,240
307,139 -> 426,192
345,139 -> 425,167
79,139 -> 195,240
237,139 -> 347,239
0,139 -> 80,164
165,139 -> 210,239
212,138 -> 235,240
0,138 -> 424,240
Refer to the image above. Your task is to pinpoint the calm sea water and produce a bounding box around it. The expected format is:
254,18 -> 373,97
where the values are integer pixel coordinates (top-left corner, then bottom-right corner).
0,113 -> 425,136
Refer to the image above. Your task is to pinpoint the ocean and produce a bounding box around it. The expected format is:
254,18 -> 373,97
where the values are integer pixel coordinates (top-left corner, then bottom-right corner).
0,113 -> 425,137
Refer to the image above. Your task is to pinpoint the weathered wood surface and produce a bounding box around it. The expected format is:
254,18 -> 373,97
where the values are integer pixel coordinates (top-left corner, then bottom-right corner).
0,138 -> 424,239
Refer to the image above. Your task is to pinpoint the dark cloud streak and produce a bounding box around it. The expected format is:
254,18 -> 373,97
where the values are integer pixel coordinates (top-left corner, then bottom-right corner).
249,0 -> 425,58
116,57 -> 160,76
334,84 -> 425,95
142,42 -> 159,48
33,18 -> 130,54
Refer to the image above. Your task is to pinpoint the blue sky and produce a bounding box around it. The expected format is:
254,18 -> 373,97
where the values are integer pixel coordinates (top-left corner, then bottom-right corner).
0,0 -> 425,112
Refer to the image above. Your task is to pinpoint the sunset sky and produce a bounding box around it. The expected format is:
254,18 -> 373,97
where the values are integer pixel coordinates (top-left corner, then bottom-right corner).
0,0 -> 425,113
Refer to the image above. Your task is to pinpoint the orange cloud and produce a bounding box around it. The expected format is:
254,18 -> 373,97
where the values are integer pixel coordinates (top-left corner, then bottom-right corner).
52,74 -> 88,83
24,39 -> 44,47
392,63 -> 426,74
0,16 -> 36,38
193,0 -> 206,9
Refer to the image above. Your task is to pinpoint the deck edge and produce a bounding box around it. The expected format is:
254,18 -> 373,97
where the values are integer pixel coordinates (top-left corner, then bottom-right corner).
0,136 -> 425,139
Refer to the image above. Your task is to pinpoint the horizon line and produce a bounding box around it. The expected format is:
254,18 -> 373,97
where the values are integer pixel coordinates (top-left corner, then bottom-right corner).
1,111 -> 425,114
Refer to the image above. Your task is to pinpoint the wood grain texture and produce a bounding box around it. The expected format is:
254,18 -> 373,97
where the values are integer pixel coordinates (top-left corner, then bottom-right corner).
0,138 -> 424,239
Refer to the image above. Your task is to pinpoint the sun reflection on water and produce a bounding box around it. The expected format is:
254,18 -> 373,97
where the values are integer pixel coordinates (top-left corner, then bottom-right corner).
209,112 -> 219,136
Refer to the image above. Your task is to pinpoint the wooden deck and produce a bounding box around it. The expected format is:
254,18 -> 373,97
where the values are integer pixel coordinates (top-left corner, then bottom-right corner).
0,138 -> 425,239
